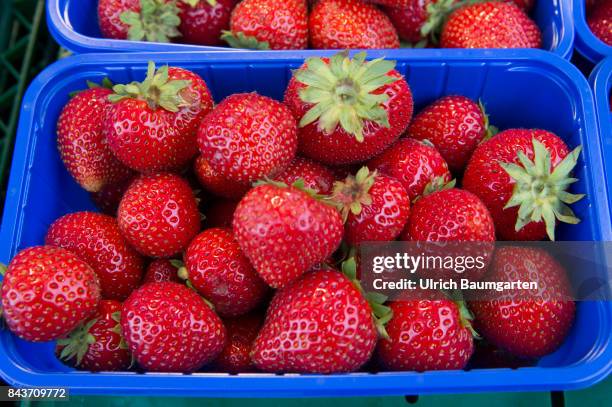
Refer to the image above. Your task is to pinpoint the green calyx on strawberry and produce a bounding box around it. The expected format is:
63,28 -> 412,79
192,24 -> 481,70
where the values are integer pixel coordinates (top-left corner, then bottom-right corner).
70,78 -> 114,98
420,175 -> 456,199
120,0 -> 181,43
220,31 -> 270,50
420,0 -> 459,44
175,265 -> 216,310
295,51 -> 399,142
181,0 -> 217,7
254,178 -> 328,202
478,100 -> 498,142
341,257 -> 392,339
57,319 -> 98,366
499,138 -> 583,241
330,166 -> 377,221
448,290 -> 480,339
108,61 -> 191,112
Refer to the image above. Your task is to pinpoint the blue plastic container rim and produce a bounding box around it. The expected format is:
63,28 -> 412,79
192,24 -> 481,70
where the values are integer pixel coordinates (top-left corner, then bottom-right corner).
574,0 -> 612,64
47,0 -> 575,59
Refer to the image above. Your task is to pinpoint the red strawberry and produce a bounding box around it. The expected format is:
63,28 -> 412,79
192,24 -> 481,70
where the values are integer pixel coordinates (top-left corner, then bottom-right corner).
56,300 -> 131,372
204,199 -> 239,228
383,0 -> 457,44
233,182 -> 343,288
57,85 -> 131,192
212,313 -> 263,373
309,0 -> 400,49
194,155 -> 249,199
1,246 -> 101,342
469,247 -> 575,358
198,92 -> 298,184
368,138 -> 452,201
274,157 -> 335,194
407,95 -> 490,173
105,62 -> 213,173
221,0 -> 308,49
181,228 -> 268,317
121,282 -> 226,372
177,0 -> 232,46
463,129 -> 583,241
90,174 -> 135,215
46,212 -> 145,301
332,167 -> 410,245
377,294 -> 475,371
508,0 -> 534,11
284,52 -> 413,165
441,1 -> 541,49
143,259 -> 182,283
117,173 -> 200,257
588,0 -> 612,45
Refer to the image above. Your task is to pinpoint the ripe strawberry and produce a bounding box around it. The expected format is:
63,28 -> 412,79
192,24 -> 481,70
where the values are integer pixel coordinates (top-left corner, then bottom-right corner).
143,259 -> 182,283
309,0 -> 400,49
588,0 -> 612,46
368,138 -> 452,201
407,95 -> 490,173
221,0 -> 308,49
377,294 -> 475,371
181,228 -> 268,317
509,0 -> 534,11
105,61 -> 213,173
383,0 -> 457,44
121,282 -> 226,372
284,52 -> 413,165
469,247 -> 575,358
332,167 -> 410,245
56,300 -> 131,372
57,85 -> 131,192
117,173 -> 200,257
46,212 -> 145,301
1,246 -> 101,342
177,0 -> 232,46
194,155 -> 249,199
463,129 -> 583,241
204,199 -> 239,228
212,313 -> 263,373
274,157 -> 335,194
198,92 -> 298,184
90,174 -> 135,215
441,1 -> 541,49
233,181 -> 343,288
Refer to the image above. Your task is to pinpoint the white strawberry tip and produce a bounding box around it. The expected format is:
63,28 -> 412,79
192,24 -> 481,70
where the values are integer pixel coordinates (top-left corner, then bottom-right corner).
295,51 -> 399,142
220,31 -> 270,50
56,318 -> 98,366
499,138 -> 584,241
120,0 -> 182,43
330,166 -> 377,222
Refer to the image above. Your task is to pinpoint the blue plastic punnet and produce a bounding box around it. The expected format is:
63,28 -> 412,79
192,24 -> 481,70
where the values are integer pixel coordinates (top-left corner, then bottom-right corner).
574,0 -> 612,65
0,50 -> 610,396
47,0 -> 574,58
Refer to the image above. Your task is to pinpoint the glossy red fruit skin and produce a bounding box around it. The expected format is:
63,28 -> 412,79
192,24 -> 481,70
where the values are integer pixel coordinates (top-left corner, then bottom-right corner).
1,246 -> 101,342
98,0 -> 140,39
508,0 -> 534,11
204,199 -> 239,229
441,1 -> 542,49
105,67 -> 213,173
46,212 -> 145,301
228,0 -> 308,49
178,0 -> 232,46
194,155 -> 249,199
309,0 -> 400,49
57,87 -> 131,192
213,313 -> 263,373
143,259 -> 181,283
184,228 -> 268,317
588,1 -> 612,46
198,93 -> 298,184
407,95 -> 486,173
117,173 -> 200,258
57,300 -> 131,372
90,175 -> 135,215
377,298 -> 474,371
469,247 -> 575,358
368,138 -> 452,201
463,129 -> 571,241
285,70 -> 413,165
274,157 -> 336,194
233,184 -> 344,288
345,174 -> 411,245
252,270 -> 377,373
384,1 -> 434,43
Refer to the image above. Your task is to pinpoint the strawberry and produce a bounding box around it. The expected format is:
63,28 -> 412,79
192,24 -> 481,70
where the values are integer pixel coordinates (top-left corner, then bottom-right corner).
469,247 -> 575,358
368,138 -> 452,201
441,1 -> 541,49
284,52 -> 413,165
56,300 -> 131,372
509,0 -> 534,11
105,61 -> 213,173
463,129 -> 583,241
194,155 -> 249,199
180,228 -> 268,317
309,0 -> 400,49
203,199 -> 239,228
221,0 -> 308,49
233,181 -> 343,288
46,212 -> 145,301
117,173 -> 200,257
212,313 -> 263,373
274,157 -> 335,194
407,95 -> 491,173
177,0 -> 233,46
198,92 -> 298,185
588,0 -> 612,46
90,174 -> 135,215
121,282 -> 226,372
143,259 -> 182,283
1,246 -> 101,342
382,0 -> 457,44
57,85 -> 131,192
332,167 -> 410,245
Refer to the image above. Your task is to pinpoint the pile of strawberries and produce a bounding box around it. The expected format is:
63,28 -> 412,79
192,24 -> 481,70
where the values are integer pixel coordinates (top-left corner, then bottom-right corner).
0,52 -> 582,374
98,0 -> 542,50
587,0 -> 612,46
